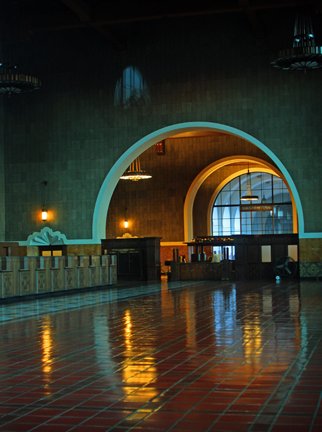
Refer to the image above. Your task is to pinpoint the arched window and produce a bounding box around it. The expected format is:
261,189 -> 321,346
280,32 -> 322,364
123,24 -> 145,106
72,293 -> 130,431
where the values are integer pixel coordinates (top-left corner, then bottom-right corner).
114,66 -> 149,108
212,172 -> 293,235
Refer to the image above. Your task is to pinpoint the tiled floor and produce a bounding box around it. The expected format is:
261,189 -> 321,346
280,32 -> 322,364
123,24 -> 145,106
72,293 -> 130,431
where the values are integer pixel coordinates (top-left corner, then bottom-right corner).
0,278 -> 322,431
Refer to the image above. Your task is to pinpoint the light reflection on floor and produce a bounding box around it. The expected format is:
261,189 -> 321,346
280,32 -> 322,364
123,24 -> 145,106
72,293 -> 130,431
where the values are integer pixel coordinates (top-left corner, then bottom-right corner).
0,279 -> 321,431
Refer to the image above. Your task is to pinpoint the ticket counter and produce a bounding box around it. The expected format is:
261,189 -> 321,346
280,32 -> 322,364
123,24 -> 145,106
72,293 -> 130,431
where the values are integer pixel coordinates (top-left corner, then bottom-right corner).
101,237 -> 161,281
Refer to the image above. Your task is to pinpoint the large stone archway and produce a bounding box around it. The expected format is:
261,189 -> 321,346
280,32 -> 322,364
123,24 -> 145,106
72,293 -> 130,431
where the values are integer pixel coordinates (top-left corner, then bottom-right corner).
92,121 -> 304,242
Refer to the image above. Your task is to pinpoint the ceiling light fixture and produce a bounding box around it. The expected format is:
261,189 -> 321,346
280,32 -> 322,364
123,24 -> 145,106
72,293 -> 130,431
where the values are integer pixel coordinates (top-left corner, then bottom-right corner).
240,166 -> 259,202
120,157 -> 152,181
271,13 -> 322,71
0,62 -> 41,95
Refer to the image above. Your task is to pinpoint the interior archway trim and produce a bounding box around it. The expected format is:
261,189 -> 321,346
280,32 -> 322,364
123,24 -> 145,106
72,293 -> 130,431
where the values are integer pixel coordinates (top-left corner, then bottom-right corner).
92,121 -> 308,242
184,156 -> 297,241
204,164 -> 298,237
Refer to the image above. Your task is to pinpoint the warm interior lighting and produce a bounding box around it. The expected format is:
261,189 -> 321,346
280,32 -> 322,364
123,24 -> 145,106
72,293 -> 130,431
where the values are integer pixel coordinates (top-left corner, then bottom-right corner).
123,207 -> 129,229
0,62 -> 41,95
41,209 -> 48,222
241,167 -> 259,202
120,157 -> 152,181
41,316 -> 54,395
122,309 -> 158,403
41,180 -> 49,221
271,13 -> 322,71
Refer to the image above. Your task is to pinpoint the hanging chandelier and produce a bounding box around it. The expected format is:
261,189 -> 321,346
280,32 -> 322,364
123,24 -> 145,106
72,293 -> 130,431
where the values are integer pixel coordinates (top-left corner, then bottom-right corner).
271,13 -> 322,71
0,62 -> 41,95
240,167 -> 259,202
120,157 -> 152,181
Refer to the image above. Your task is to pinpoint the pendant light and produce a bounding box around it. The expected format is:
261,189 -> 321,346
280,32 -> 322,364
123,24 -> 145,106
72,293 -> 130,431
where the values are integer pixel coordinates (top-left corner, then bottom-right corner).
271,13 -> 322,71
0,62 -> 41,95
120,157 -> 152,181
240,166 -> 259,202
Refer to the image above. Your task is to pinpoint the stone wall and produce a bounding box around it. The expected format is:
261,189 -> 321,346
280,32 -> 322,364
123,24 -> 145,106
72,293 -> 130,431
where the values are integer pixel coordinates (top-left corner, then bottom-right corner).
299,239 -> 322,279
1,13 -> 321,277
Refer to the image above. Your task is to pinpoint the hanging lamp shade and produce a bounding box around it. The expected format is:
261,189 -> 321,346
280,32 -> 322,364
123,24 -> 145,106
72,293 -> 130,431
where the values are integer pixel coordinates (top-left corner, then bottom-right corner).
271,13 -> 322,71
240,169 -> 259,202
120,157 -> 152,181
0,63 -> 41,95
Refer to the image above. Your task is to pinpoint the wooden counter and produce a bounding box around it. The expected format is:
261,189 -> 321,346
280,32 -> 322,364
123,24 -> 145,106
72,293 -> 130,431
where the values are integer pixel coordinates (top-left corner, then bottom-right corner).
170,261 -> 224,281
101,237 -> 161,281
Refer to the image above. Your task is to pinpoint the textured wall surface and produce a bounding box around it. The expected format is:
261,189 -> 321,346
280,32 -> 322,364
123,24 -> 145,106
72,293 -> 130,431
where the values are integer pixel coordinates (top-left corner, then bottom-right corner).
2,13 -> 321,252
106,134 -> 272,241
299,237 -> 322,278
0,101 -> 5,241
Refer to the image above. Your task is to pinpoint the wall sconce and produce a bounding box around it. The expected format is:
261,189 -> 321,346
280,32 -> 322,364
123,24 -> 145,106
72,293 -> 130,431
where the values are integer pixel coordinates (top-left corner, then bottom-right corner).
123,207 -> 129,229
41,209 -> 48,222
41,180 -> 49,222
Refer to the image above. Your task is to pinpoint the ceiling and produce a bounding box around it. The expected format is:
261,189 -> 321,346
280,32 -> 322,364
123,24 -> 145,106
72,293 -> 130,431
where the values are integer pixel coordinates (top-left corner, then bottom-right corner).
1,0 -> 322,50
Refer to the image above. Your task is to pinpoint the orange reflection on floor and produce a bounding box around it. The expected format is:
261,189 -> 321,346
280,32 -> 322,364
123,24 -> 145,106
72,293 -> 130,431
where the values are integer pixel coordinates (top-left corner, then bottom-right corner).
0,279 -> 321,431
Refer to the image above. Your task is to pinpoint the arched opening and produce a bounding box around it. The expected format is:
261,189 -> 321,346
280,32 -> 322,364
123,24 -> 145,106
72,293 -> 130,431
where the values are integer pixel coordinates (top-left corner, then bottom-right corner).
93,122 -> 303,244
114,66 -> 150,108
211,171 -> 294,236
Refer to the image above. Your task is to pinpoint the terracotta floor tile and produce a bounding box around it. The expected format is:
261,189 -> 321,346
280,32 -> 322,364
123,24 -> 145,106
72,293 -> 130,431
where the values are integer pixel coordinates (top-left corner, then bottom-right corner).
0,279 -> 321,431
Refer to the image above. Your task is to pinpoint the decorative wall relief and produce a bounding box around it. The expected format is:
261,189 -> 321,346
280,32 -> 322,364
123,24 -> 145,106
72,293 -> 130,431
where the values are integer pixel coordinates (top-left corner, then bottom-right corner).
26,227 -> 68,246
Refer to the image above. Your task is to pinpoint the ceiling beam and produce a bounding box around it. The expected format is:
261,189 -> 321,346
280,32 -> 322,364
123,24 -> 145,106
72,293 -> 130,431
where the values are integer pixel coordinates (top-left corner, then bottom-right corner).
239,0 -> 266,44
59,0 -> 126,50
60,0 -> 91,22
32,0 -> 314,33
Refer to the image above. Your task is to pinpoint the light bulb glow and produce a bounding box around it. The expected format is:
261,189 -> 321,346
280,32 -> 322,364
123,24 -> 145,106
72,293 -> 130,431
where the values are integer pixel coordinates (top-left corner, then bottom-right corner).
41,209 -> 48,221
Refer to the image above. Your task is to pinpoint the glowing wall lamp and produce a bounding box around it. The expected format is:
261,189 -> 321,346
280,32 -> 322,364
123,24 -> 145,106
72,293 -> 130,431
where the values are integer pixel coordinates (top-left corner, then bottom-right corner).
41,180 -> 49,222
123,207 -> 129,229
41,209 -> 48,222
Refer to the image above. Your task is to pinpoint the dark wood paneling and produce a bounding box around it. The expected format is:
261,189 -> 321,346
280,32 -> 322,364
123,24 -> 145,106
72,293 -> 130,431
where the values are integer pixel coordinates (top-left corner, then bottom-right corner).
102,237 -> 161,281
